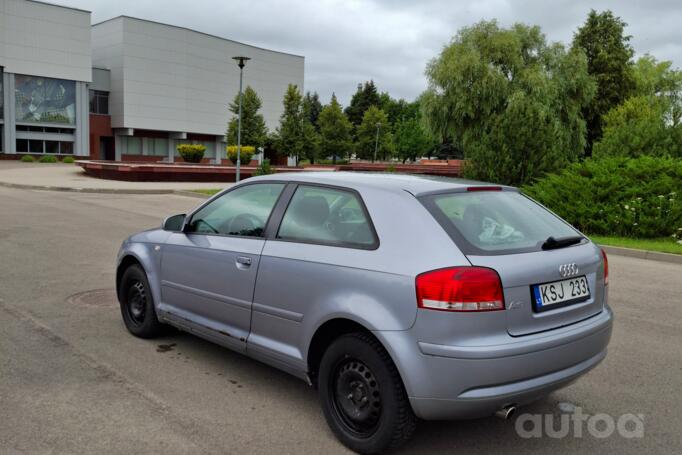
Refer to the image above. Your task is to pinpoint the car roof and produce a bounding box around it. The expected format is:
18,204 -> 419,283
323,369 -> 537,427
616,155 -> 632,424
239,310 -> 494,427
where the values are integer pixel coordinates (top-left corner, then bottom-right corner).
251,171 -> 511,196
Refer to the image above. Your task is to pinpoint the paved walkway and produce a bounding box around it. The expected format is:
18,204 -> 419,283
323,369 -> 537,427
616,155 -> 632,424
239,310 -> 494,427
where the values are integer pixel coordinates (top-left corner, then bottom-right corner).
0,161 -> 231,193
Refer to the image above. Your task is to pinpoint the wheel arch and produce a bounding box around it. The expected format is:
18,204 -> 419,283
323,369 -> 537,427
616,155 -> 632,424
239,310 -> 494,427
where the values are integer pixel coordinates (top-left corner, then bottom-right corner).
306,317 -> 398,387
116,254 -> 144,293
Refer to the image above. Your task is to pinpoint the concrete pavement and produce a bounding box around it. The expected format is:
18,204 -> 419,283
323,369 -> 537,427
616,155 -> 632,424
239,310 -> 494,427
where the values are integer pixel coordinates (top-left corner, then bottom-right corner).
0,161 -> 231,192
0,186 -> 680,454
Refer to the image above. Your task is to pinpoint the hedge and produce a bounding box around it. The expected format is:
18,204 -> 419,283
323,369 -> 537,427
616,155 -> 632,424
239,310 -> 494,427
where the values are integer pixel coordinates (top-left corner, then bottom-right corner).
523,156 -> 682,238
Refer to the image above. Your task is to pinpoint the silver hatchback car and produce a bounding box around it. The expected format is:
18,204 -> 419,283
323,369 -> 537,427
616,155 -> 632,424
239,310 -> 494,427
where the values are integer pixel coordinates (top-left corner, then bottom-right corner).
116,172 -> 613,453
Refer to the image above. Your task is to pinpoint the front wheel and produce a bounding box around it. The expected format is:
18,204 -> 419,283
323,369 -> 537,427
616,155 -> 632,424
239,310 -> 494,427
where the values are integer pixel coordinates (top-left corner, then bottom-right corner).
118,264 -> 163,338
318,332 -> 416,454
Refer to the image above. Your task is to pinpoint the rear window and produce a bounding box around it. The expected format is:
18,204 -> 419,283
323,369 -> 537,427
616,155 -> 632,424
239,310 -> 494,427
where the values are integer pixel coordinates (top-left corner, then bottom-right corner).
420,190 -> 581,255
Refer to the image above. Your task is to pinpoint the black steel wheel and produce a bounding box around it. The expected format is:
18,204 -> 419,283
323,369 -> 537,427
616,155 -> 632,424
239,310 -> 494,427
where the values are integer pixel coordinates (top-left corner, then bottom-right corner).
332,357 -> 383,437
118,264 -> 163,338
319,332 -> 416,454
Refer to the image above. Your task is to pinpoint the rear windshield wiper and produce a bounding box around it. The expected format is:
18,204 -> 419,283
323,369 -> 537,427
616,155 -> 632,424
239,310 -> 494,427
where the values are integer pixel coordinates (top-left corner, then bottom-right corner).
541,235 -> 584,250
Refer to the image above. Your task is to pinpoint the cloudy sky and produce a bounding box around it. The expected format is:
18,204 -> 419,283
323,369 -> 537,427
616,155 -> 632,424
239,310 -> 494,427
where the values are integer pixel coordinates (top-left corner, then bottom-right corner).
56,0 -> 682,106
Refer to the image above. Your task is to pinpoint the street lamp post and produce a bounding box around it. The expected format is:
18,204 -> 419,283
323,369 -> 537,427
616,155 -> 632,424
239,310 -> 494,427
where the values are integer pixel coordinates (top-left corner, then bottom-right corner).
232,56 -> 250,182
373,122 -> 381,163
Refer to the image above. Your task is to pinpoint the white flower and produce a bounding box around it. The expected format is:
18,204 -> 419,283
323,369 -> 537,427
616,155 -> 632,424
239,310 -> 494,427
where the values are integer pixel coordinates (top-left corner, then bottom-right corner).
624,204 -> 629,210
658,195 -> 665,199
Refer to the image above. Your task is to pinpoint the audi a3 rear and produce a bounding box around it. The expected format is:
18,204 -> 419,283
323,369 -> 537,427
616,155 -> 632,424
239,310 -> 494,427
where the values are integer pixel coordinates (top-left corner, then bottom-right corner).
116,173 -> 613,454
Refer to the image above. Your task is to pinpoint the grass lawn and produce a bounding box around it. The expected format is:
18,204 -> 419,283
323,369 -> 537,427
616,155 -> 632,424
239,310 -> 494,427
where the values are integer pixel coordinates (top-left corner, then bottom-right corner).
590,235 -> 682,255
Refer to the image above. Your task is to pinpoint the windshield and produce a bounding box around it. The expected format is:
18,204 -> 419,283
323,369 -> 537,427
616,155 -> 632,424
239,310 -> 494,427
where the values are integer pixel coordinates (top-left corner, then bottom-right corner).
421,190 -> 581,255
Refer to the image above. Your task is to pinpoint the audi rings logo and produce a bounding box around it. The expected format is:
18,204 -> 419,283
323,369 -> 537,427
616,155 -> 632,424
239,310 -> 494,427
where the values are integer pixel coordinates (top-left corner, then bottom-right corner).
559,263 -> 579,278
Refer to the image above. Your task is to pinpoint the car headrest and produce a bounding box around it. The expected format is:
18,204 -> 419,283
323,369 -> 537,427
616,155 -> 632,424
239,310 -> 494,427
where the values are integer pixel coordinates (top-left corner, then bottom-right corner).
291,195 -> 329,228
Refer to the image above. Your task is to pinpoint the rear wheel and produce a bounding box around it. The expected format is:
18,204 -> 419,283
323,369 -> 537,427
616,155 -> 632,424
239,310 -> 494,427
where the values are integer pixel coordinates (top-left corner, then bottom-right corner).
318,332 -> 416,454
118,264 -> 163,338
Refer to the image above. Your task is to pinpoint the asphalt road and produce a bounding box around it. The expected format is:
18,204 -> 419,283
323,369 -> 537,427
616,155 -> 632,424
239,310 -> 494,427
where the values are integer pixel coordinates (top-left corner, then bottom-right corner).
1,186 -> 680,454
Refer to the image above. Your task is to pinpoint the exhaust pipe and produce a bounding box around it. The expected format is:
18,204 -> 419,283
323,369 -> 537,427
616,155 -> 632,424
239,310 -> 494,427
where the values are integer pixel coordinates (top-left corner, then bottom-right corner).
494,405 -> 516,420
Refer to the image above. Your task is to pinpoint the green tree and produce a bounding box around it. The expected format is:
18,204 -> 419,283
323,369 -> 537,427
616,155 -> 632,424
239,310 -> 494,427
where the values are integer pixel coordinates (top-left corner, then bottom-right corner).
344,80 -> 381,127
379,93 -> 420,125
355,106 -> 393,161
301,120 -> 321,164
393,117 -> 435,163
632,55 -> 682,127
422,20 -> 595,186
572,10 -> 635,154
593,96 -> 675,158
318,94 -> 353,163
593,55 -> 682,159
226,86 -> 267,149
303,91 -> 323,129
275,84 -> 305,163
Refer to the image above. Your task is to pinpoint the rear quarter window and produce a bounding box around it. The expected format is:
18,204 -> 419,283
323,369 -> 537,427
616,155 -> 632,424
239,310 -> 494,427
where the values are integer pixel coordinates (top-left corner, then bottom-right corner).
277,185 -> 378,249
420,190 -> 580,255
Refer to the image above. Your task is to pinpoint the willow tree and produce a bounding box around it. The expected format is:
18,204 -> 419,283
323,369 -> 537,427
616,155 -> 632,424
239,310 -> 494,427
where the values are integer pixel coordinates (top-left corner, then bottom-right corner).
422,20 -> 595,186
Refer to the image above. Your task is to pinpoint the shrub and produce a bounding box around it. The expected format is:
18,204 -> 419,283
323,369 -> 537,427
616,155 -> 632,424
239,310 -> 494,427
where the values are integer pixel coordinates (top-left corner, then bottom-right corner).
38,155 -> 58,163
177,144 -> 206,163
226,146 -> 255,165
62,156 -> 75,164
254,159 -> 275,176
523,156 -> 682,238
20,155 -> 35,162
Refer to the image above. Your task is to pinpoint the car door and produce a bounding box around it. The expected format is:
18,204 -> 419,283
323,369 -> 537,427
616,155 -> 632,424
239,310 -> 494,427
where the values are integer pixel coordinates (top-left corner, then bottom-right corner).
249,184 -> 385,371
159,182 -> 286,351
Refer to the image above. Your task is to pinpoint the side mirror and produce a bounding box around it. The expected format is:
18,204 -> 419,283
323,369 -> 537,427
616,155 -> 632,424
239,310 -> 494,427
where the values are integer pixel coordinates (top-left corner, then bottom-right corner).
162,214 -> 186,232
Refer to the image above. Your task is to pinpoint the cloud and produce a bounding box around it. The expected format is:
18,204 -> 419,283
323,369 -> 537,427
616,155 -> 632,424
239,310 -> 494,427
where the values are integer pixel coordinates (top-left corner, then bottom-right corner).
57,0 -> 682,106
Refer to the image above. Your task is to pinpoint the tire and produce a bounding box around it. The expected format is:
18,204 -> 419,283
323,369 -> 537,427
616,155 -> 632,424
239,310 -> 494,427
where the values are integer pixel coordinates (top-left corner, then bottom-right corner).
118,264 -> 164,338
318,332 -> 416,454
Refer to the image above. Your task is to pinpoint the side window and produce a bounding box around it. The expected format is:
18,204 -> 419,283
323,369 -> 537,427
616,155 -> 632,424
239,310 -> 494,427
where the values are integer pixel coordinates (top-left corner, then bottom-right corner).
277,185 -> 377,248
188,183 -> 284,237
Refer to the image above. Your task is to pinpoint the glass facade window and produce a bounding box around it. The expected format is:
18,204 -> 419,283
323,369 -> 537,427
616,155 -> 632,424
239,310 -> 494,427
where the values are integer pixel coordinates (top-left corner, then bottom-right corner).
15,139 -> 74,154
15,75 -> 76,125
121,136 -> 142,155
16,139 -> 28,152
153,138 -> 168,156
60,142 -> 73,155
45,141 -> 59,154
89,90 -> 109,115
29,140 -> 43,154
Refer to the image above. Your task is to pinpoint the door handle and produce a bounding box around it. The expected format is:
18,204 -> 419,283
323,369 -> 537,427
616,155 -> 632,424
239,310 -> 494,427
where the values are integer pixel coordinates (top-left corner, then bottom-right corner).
236,256 -> 252,267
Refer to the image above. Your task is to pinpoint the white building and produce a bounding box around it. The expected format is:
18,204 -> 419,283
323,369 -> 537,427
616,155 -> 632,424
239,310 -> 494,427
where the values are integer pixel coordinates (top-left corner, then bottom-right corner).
0,0 -> 305,162
1,0 -> 91,156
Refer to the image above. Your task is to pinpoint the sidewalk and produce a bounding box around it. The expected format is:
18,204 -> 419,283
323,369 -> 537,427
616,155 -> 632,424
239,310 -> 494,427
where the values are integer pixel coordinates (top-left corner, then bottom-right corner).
0,161 -> 230,194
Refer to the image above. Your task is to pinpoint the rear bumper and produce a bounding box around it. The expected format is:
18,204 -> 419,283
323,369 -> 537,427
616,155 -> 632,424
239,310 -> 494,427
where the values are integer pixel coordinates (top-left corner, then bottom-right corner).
375,305 -> 613,420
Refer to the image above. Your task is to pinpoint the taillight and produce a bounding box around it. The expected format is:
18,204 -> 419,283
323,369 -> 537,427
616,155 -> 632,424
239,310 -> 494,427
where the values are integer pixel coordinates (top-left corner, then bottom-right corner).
416,267 -> 505,312
601,248 -> 609,285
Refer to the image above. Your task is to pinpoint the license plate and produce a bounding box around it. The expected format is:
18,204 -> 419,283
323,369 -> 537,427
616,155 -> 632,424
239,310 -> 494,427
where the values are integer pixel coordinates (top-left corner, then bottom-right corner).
532,276 -> 590,312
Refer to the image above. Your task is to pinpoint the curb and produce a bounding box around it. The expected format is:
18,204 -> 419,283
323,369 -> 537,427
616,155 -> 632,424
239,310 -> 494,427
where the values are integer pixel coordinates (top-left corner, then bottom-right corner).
0,181 -> 211,197
600,245 -> 682,265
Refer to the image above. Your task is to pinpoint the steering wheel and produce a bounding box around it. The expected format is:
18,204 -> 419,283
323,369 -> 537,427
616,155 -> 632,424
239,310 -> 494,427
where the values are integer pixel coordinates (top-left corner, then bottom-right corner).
226,213 -> 262,235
